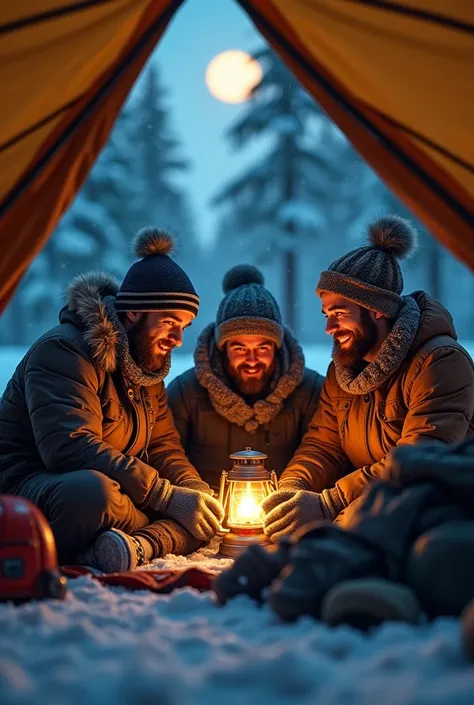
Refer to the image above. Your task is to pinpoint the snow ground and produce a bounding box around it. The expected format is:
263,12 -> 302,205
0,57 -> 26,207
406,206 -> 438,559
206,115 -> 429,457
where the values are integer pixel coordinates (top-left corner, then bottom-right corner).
0,345 -> 335,395
1,542 -> 474,705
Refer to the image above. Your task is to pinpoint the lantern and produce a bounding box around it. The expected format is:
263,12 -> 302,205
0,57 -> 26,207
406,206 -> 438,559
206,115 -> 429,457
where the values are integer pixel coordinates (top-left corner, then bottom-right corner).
217,447 -> 278,558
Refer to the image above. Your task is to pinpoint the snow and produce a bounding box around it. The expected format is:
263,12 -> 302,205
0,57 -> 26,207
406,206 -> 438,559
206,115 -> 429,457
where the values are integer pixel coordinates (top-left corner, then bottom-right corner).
1,542 -> 473,705
0,346 -> 335,396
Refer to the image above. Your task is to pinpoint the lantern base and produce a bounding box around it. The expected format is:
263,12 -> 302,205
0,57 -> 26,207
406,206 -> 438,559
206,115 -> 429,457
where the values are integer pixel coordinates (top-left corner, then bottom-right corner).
218,528 -> 272,558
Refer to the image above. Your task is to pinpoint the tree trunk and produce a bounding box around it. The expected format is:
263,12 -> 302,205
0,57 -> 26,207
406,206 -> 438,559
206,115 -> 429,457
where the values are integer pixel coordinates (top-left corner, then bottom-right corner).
284,239 -> 297,331
281,78 -> 298,331
427,239 -> 442,300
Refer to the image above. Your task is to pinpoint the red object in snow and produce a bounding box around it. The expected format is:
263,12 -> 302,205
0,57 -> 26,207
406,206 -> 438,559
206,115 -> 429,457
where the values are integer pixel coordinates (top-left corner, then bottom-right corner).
0,495 -> 67,601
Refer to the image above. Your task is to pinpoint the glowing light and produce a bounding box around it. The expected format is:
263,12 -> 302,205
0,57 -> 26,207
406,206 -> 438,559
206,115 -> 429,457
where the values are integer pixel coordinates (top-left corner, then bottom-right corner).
205,50 -> 262,104
229,481 -> 265,526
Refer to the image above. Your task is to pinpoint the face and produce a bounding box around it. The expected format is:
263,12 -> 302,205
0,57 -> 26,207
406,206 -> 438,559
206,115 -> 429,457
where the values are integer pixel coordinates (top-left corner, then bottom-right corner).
321,292 -> 382,367
125,310 -> 194,372
225,335 -> 276,395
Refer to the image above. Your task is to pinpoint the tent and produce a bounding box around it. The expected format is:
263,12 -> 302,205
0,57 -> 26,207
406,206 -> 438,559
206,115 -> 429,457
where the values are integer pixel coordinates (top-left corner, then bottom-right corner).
0,0 -> 473,313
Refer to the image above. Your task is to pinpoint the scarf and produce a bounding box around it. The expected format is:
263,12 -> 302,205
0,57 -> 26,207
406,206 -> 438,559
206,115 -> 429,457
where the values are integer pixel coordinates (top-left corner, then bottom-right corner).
195,323 -> 305,433
335,295 -> 421,395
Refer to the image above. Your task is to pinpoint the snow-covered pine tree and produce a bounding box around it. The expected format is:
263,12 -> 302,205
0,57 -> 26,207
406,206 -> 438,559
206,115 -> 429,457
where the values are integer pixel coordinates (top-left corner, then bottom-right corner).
133,63 -> 203,350
210,48 -> 338,332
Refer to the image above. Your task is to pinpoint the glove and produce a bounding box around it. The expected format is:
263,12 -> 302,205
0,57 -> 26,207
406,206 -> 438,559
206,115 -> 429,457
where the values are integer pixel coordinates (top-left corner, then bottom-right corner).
175,478 -> 215,496
262,485 -> 344,541
146,478 -> 224,541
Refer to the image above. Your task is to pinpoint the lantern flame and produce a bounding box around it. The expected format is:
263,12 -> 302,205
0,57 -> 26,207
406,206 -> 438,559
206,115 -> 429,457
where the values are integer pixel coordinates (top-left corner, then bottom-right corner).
229,481 -> 265,526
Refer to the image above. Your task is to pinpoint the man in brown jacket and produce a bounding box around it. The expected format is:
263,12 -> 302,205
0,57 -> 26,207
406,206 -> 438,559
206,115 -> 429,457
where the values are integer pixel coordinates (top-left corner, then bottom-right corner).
262,215 -> 474,540
0,228 -> 224,571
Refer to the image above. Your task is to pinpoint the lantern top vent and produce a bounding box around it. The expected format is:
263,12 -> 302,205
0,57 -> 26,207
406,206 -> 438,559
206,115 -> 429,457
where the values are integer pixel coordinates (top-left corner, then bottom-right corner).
229,447 -> 268,464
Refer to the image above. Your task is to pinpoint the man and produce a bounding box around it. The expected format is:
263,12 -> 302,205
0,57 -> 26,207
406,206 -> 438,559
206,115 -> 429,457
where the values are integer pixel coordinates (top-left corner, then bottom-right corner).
0,228 -> 224,572
167,265 -> 324,490
262,215 -> 474,540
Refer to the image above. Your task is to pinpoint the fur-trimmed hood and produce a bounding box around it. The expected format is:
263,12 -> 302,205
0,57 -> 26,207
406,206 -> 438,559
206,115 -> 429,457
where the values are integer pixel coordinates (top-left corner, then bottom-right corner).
62,271 -> 121,373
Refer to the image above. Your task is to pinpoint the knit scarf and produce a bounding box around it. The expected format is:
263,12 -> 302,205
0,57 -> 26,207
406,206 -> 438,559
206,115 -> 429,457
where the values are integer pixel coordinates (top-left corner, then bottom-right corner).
195,323 -> 305,433
335,295 -> 421,395
104,297 -> 171,387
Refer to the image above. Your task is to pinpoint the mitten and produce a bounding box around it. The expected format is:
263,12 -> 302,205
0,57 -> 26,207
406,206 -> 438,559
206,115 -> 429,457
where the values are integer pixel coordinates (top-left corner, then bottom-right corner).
147,479 -> 224,541
262,486 -> 344,541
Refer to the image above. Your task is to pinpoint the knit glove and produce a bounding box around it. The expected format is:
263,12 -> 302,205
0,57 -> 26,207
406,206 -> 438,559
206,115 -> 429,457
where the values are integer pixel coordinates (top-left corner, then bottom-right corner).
262,485 -> 344,541
175,478 -> 215,496
147,478 -> 224,541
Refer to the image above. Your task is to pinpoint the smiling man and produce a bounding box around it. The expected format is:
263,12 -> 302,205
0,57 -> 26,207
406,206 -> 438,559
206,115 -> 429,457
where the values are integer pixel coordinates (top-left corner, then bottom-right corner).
262,216 -> 474,540
167,265 -> 324,491
0,228 -> 224,572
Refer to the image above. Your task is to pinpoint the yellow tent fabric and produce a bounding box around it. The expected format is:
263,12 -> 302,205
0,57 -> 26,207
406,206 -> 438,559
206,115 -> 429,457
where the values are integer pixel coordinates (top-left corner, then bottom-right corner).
0,0 -> 473,313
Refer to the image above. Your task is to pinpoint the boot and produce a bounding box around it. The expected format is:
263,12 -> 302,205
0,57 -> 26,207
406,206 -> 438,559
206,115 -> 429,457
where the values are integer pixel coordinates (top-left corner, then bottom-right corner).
77,528 -> 147,573
268,526 -> 383,622
213,538 -> 292,605
321,578 -> 423,630
407,521 -> 474,617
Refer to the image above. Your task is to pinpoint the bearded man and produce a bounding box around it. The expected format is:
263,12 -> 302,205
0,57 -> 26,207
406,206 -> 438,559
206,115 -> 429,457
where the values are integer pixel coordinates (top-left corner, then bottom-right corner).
0,229 -> 224,572
167,265 -> 324,491
262,216 -> 474,540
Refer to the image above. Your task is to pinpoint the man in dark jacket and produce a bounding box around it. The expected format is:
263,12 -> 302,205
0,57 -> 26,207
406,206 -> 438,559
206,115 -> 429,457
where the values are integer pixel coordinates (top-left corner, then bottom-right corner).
262,216 -> 474,540
0,228 -> 223,572
167,265 -> 324,490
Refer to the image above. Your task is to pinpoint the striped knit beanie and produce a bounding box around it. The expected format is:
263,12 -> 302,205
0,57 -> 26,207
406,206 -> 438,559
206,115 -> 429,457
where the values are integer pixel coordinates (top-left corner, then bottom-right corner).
316,215 -> 418,317
215,265 -> 283,349
115,227 -> 199,317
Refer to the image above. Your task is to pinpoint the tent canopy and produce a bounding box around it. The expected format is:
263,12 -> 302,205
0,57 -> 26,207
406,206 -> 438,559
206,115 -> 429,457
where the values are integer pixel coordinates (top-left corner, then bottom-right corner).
0,0 -> 473,312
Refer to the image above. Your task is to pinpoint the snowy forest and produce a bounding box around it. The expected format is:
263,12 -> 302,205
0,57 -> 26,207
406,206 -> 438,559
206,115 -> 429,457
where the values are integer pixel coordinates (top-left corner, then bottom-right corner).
1,49 -> 472,351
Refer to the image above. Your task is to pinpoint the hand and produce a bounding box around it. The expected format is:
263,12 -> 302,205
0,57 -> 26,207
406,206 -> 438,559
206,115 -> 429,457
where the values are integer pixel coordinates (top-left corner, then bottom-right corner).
262,489 -> 338,541
176,478 -> 215,496
163,485 -> 224,541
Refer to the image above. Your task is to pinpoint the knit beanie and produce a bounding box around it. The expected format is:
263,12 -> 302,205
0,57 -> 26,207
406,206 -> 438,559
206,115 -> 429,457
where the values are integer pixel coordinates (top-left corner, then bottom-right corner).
115,227 -> 199,316
316,215 -> 418,317
215,265 -> 283,349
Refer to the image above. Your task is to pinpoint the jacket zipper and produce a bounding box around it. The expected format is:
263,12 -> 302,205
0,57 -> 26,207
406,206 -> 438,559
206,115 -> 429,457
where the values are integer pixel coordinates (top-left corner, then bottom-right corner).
125,384 -> 142,457
364,393 -> 377,463
140,387 -> 154,464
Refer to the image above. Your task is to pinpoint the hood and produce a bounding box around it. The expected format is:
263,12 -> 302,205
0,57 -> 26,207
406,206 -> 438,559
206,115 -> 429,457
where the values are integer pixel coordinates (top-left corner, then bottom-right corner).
60,271 -> 121,373
194,322 -> 305,432
410,290 -> 457,349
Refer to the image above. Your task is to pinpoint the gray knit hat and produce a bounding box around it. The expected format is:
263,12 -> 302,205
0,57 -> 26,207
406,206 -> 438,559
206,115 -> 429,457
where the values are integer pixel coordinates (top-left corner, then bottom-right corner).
215,265 -> 283,349
316,215 -> 418,317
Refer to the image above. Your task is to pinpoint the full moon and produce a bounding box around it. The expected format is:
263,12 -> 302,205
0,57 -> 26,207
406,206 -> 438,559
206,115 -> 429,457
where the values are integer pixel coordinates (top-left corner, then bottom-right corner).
205,50 -> 263,104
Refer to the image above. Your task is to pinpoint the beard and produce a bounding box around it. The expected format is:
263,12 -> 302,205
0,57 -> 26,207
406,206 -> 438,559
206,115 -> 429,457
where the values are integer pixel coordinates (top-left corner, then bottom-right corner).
227,361 -> 275,396
332,309 -> 379,368
127,315 -> 169,373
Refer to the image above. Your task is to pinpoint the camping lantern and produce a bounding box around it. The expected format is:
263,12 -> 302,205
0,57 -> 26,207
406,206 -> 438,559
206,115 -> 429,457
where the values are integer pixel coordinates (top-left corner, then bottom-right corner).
217,447 -> 278,558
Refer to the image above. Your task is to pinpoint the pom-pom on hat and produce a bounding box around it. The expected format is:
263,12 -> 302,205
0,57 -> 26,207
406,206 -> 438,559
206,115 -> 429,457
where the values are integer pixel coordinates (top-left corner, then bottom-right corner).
115,227 -> 199,316
316,215 -> 418,317
215,264 -> 283,349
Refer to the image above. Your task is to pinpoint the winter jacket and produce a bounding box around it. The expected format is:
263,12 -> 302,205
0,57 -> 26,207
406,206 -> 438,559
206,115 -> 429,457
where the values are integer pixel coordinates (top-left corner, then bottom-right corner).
167,324 -> 324,489
0,273 -> 202,505
280,291 -> 474,507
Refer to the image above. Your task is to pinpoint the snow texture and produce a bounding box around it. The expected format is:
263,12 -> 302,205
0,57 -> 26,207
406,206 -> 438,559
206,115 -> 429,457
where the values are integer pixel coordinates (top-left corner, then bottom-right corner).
1,540 -> 473,705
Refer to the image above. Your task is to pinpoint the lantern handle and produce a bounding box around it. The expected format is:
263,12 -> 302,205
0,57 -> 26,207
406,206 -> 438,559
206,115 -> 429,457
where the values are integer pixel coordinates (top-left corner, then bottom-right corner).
218,470 -> 228,506
270,470 -> 279,490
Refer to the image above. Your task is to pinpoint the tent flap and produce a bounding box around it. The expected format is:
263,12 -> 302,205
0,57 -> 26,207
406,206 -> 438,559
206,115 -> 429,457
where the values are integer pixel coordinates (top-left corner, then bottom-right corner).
0,0 -> 473,312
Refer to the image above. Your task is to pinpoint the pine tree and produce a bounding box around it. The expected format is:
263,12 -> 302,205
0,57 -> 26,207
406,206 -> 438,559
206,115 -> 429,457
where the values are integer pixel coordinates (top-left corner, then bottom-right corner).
210,48 -> 338,331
